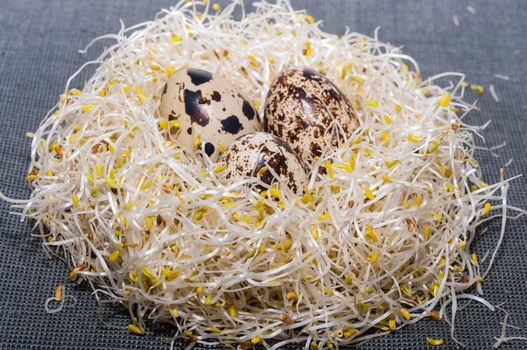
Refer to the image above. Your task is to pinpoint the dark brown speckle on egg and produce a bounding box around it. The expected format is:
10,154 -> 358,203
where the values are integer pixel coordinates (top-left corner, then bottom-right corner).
184,89 -> 209,126
187,68 -> 213,85
204,142 -> 215,157
221,115 -> 243,134
211,91 -> 221,102
242,100 -> 256,120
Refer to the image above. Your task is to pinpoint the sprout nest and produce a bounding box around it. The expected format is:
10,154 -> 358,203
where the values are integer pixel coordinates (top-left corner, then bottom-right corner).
4,0 -> 522,348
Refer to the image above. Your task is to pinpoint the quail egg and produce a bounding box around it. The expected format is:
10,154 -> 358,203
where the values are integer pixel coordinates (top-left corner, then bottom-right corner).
264,66 -> 359,164
159,68 -> 262,160
218,132 -> 309,194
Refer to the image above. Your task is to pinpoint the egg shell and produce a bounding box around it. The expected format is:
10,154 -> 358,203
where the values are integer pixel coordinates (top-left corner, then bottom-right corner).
264,66 -> 359,164
159,68 -> 262,160
219,132 -> 309,194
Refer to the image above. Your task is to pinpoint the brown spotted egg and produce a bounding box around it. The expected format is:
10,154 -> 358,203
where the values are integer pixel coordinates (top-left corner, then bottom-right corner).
159,68 -> 262,160
264,66 -> 359,164
218,132 -> 309,194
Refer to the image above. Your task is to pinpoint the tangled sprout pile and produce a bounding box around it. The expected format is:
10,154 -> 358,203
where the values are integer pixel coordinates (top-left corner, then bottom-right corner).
10,0 -> 519,348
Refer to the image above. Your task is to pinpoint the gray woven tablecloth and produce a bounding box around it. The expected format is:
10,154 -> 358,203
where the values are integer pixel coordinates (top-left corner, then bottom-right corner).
1,1 -> 526,349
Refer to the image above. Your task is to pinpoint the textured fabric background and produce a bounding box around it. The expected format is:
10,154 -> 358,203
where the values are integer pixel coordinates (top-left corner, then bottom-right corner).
1,1 -> 526,349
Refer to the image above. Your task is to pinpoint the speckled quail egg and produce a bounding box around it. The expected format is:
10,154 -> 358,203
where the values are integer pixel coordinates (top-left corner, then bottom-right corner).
264,66 -> 359,164
159,68 -> 262,160
218,132 -> 309,194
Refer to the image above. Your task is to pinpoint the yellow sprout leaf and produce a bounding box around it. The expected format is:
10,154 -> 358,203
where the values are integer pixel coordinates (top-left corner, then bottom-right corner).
482,202 -> 491,216
438,163 -> 452,177
428,139 -> 440,153
364,187 -> 375,200
351,75 -> 364,83
438,93 -> 450,107
95,163 -> 104,178
71,194 -> 79,208
159,120 -> 169,129
118,214 -> 127,226
400,283 -> 412,297
343,327 -> 357,338
323,161 -> 334,179
81,104 -> 95,112
214,164 -> 225,173
165,66 -> 174,77
366,99 -> 378,107
68,134 -> 77,144
470,84 -> 484,94
303,41 -> 312,56
206,327 -> 221,334
367,251 -> 379,263
426,338 -> 444,346
128,324 -> 145,335
401,308 -> 411,320
337,163 -> 353,173
270,187 -> 282,198
381,174 -> 392,182
317,212 -> 331,221
168,120 -> 180,128
140,181 -> 152,190
109,250 -> 120,262
166,269 -> 180,282
251,336 -> 262,345
170,34 -> 183,44
407,134 -> 423,143
193,134 -> 201,149
380,130 -> 389,142
106,177 -> 118,189
311,226 -> 319,240
423,225 -> 430,241
226,304 -> 238,317
169,308 -> 179,318
365,225 -> 378,242
385,159 -> 399,168
142,267 -> 157,284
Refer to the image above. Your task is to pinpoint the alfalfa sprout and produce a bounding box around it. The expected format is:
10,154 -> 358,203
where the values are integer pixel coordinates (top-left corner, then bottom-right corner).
1,0 -> 524,348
